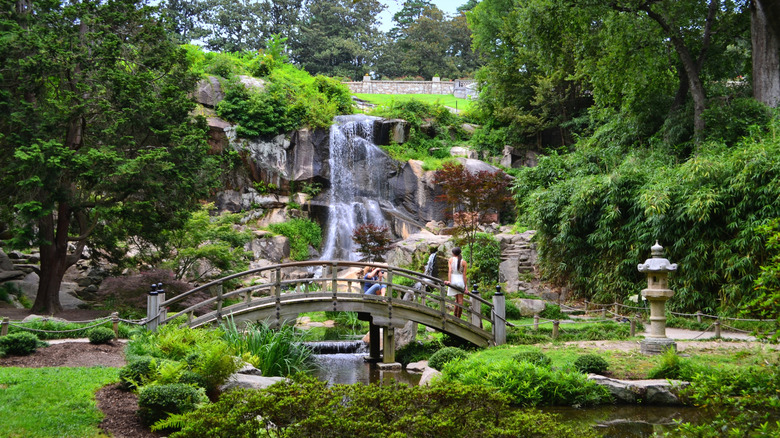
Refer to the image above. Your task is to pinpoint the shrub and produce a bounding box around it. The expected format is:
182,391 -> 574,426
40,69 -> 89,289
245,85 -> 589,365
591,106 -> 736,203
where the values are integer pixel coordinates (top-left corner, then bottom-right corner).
119,356 -> 157,390
137,383 -> 207,427
443,355 -> 611,407
396,340 -> 442,366
0,332 -> 44,356
513,350 -> 552,368
268,218 -> 322,261
88,327 -> 115,344
505,300 -> 523,320
459,233 -> 502,288
428,346 -> 468,371
160,375 -> 599,438
574,354 -> 609,374
539,303 -> 566,320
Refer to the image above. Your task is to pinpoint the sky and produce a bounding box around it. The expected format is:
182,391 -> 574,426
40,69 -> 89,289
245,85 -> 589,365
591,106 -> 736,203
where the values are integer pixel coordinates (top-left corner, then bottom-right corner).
377,0 -> 467,31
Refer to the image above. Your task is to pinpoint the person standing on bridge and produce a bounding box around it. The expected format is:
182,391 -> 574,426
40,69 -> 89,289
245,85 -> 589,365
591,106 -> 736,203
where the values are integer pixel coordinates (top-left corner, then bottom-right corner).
362,266 -> 386,296
444,247 -> 468,318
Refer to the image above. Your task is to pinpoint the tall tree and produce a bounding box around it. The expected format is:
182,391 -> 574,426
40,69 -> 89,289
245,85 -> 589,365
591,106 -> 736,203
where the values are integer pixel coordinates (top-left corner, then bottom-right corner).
751,0 -> 780,107
0,0 -> 217,313
292,0 -> 384,79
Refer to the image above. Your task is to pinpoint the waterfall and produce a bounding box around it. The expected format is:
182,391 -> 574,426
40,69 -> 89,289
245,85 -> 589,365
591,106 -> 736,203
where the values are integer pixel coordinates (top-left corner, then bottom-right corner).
424,251 -> 437,277
320,115 -> 389,261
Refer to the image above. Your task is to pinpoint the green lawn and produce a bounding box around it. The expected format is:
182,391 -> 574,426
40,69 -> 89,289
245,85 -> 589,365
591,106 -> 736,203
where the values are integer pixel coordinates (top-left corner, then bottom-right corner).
353,93 -> 474,111
0,367 -> 119,437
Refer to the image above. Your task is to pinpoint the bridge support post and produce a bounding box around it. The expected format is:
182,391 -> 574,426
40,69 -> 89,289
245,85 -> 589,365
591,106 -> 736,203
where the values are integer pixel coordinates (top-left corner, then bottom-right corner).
368,321 -> 381,361
469,284 -> 481,327
492,285 -> 506,345
382,326 -> 396,364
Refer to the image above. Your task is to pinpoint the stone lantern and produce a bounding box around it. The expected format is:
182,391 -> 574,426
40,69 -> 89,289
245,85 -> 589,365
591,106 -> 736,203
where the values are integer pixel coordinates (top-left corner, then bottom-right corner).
637,241 -> 677,355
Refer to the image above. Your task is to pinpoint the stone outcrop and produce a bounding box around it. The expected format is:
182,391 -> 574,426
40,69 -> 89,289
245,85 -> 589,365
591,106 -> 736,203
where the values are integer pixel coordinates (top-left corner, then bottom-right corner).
496,230 -> 539,294
588,375 -> 689,405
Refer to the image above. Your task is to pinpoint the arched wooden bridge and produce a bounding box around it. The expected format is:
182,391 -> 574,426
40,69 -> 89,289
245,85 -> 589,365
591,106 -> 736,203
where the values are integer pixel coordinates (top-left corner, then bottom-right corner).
145,261 -> 507,366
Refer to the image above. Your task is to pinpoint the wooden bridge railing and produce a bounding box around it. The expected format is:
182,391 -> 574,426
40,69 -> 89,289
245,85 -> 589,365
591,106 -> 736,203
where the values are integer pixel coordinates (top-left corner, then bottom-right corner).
145,260 -> 505,346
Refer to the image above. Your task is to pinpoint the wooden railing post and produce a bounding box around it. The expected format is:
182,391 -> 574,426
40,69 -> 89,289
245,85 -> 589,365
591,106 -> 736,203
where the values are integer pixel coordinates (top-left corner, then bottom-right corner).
552,320 -> 559,339
714,318 -> 721,338
469,284 -> 481,327
630,316 -> 636,337
275,267 -> 282,328
492,285 -> 506,345
1,317 -> 8,336
111,312 -> 119,339
146,283 -> 159,332
215,284 -> 223,323
533,314 -> 539,331
386,268 -> 394,298
439,282 -> 447,330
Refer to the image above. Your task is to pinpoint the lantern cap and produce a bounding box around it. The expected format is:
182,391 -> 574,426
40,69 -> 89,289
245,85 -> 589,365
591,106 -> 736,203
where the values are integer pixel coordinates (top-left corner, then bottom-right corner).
638,241 -> 677,273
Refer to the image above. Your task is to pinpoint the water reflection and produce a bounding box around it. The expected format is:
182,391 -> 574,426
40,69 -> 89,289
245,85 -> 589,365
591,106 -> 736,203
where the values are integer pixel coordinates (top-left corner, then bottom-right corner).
544,405 -> 707,437
311,353 -> 421,387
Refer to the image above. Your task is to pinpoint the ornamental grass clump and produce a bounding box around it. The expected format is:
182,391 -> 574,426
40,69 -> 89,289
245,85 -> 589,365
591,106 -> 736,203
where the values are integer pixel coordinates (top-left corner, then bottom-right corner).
442,355 -> 611,407
220,318 -> 313,376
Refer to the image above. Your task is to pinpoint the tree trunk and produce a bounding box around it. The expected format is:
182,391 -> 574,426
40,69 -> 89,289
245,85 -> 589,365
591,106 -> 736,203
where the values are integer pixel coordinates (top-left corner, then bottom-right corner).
752,0 -> 780,107
31,202 -> 78,314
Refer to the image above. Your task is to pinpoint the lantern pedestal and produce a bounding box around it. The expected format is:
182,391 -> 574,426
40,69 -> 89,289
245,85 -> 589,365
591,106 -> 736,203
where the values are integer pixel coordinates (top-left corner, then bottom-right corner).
637,242 -> 678,355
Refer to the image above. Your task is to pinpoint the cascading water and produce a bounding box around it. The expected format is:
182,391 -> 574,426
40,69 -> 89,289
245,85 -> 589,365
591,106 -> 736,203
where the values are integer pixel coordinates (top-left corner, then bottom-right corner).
320,115 -> 390,261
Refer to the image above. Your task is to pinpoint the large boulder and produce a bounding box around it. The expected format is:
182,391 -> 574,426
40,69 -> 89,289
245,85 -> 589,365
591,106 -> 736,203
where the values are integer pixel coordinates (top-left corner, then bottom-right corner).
588,375 -> 688,405
389,160 -> 447,224
194,76 -> 225,108
0,248 -> 15,271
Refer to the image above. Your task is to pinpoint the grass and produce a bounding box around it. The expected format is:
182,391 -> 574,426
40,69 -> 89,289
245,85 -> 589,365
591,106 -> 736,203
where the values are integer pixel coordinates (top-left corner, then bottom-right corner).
0,367 -> 119,437
353,93 -> 474,112
463,343 -> 780,381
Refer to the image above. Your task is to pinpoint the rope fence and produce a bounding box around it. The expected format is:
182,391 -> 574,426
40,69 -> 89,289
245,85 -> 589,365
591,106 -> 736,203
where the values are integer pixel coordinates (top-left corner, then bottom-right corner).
0,312 -> 142,339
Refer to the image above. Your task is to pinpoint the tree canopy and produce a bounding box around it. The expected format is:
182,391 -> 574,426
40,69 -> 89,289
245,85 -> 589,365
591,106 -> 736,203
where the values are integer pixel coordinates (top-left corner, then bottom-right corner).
0,0 -> 218,313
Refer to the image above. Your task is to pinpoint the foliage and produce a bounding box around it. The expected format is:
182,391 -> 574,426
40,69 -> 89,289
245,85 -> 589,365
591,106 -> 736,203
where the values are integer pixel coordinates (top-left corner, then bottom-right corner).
434,162 -> 513,265
354,93 -> 474,112
87,327 -> 115,345
164,375 -> 598,438
703,98 -> 774,145
647,348 -> 698,380
744,218 -> 780,340
268,218 -> 322,261
157,204 -> 252,281
0,332 -> 45,356
506,321 -> 637,344
351,224 -> 392,262
573,354 -> 609,374
395,339 -> 443,366
513,116 -> 780,314
119,356 -> 158,391
138,383 -> 208,427
5,318 -> 132,340
513,350 -> 553,368
458,233 -> 501,288
291,0 -> 384,79
123,325 -> 241,396
0,367 -> 119,437
95,269 -> 194,319
216,63 -> 354,138
220,319 -> 314,376
428,346 -> 468,371
0,0 -> 218,313
539,303 -> 567,320
441,355 -> 612,407
505,300 -> 523,320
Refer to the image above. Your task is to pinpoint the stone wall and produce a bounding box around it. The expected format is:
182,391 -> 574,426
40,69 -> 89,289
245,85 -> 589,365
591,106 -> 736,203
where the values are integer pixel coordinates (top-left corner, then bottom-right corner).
344,78 -> 476,95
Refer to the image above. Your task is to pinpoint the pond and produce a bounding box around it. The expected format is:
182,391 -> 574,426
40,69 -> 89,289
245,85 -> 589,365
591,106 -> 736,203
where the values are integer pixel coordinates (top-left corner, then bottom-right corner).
307,346 -> 715,438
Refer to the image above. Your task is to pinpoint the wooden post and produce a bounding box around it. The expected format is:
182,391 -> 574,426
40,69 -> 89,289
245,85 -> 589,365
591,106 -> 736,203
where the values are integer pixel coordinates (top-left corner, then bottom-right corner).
585,301 -> 589,313
630,317 -> 636,337
714,319 -> 721,338
601,307 -> 607,318
1,317 -> 8,336
696,311 -> 702,324
614,303 -> 619,316
215,284 -> 223,323
111,312 -> 119,339
469,284 -> 481,327
382,326 -> 396,363
146,283 -> 159,332
275,267 -> 282,329
386,268 -> 394,298
439,283 -> 447,329
533,314 -> 539,330
552,320 -> 560,339
369,321 -> 381,361
492,285 -> 506,345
